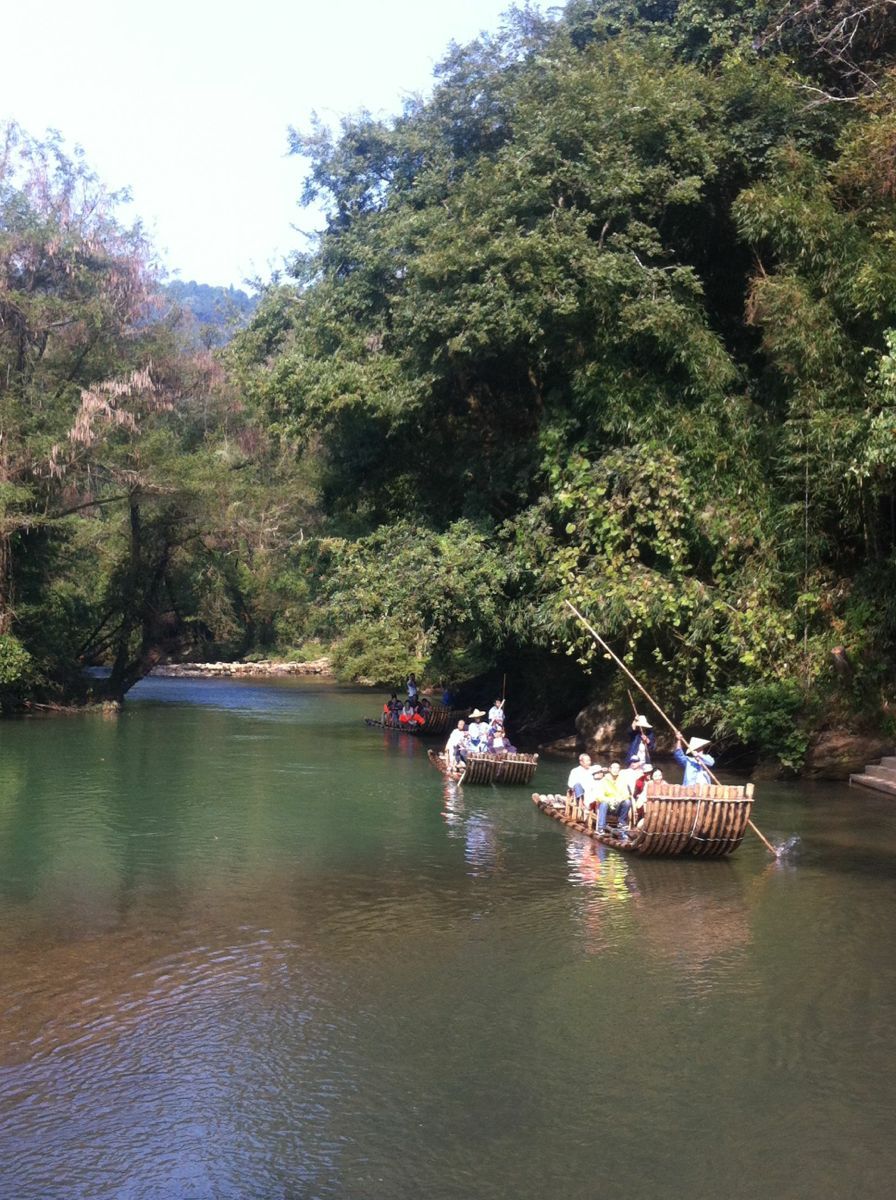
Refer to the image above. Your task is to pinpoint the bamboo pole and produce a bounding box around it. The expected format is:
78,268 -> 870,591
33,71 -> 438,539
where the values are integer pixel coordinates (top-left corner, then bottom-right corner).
564,599 -> 779,858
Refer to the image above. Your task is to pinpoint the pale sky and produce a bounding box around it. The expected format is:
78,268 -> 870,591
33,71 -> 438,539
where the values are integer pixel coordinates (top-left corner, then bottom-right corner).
3,0 -> 548,289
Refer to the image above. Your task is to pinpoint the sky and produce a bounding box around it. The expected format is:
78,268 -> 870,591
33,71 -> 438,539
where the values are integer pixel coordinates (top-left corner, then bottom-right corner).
3,0 -> 548,290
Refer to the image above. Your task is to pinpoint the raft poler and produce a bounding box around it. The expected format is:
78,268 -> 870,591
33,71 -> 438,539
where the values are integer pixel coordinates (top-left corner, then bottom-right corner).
628,715 -> 656,764
673,736 -> 715,785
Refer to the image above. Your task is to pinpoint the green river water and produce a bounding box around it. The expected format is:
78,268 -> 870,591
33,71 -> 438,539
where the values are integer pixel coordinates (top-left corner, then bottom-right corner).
1,676 -> 894,1200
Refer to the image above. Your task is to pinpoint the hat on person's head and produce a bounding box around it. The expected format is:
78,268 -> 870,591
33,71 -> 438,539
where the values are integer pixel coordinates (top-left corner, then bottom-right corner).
640,762 -> 653,773
469,709 -> 486,719
687,736 -> 711,754
628,755 -> 641,765
633,715 -> 652,729
592,764 -> 606,775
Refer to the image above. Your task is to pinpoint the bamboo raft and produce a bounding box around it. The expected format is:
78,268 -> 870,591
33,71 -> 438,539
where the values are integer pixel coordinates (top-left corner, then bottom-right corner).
532,779 -> 754,857
365,705 -> 464,736
420,705 -> 465,735
365,717 -> 423,734
429,749 -> 539,786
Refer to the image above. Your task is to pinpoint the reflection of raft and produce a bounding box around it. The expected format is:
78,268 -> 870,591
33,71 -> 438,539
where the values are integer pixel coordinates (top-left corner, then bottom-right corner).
429,749 -> 539,786
532,780 -> 755,857
365,706 -> 464,736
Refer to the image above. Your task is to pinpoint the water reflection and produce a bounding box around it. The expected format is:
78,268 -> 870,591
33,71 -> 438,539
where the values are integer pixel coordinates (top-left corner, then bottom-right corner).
463,810 -> 501,876
1,683 -> 896,1200
438,784 -> 503,876
565,837 -> 639,954
561,829 -> 756,981
440,782 -> 464,834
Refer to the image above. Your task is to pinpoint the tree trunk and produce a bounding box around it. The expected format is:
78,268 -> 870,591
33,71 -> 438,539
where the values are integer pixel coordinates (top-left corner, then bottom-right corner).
0,529 -> 13,635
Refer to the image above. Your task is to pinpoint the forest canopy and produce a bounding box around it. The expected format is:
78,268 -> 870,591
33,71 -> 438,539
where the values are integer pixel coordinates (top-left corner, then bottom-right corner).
4,1 -> 896,768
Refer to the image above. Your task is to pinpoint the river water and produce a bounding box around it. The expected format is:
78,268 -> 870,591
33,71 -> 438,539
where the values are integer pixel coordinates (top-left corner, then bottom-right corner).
0,678 -> 894,1200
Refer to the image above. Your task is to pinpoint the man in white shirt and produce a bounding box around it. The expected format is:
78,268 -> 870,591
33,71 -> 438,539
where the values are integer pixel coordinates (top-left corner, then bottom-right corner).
619,756 -> 643,799
488,698 -> 505,724
445,720 -> 467,768
566,753 -> 593,805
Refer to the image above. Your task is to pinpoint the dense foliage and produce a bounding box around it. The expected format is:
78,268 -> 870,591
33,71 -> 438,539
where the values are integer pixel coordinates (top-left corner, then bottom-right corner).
230,0 -> 896,765
6,2 -> 896,769
0,123 -> 305,705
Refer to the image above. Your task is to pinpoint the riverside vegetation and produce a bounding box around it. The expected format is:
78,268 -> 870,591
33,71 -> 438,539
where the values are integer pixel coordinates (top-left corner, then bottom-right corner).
2,1 -> 896,771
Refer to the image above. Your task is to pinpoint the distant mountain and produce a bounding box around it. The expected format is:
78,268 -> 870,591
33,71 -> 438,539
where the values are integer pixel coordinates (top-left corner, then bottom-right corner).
163,280 -> 258,345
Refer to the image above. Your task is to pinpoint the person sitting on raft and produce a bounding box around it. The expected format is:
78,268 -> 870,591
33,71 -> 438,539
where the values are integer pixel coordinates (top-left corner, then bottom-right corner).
467,709 -> 488,754
620,755 -> 644,798
383,693 -> 401,726
399,701 -> 425,727
567,753 -> 593,809
445,720 -> 468,768
630,762 -> 653,824
631,761 -> 652,801
486,721 -> 516,756
628,715 -> 656,764
673,736 -> 715,785
417,695 -> 433,723
596,760 -> 633,840
584,763 -> 607,821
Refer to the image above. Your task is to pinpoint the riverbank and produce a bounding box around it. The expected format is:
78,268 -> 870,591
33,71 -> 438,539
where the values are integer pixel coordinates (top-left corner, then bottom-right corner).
530,700 -> 892,782
151,657 -> 333,679
537,714 -> 895,782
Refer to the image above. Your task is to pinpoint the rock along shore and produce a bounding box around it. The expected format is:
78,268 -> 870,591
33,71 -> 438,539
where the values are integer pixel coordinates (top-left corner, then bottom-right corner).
151,658 -> 333,679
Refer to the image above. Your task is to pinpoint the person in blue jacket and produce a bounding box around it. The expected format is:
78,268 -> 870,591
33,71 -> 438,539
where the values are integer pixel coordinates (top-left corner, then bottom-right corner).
673,736 -> 715,785
627,715 -> 656,764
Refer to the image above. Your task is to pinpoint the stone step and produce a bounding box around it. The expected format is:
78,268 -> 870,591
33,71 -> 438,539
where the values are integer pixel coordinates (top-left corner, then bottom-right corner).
880,756 -> 896,769
861,764 -> 896,784
850,773 -> 896,797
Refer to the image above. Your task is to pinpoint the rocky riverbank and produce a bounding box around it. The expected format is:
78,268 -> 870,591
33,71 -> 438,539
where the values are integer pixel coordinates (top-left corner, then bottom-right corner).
151,658 -> 333,679
536,698 -> 894,781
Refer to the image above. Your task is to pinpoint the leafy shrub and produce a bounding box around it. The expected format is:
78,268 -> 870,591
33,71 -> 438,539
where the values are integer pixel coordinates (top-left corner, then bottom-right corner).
330,622 -> 421,685
0,634 -> 35,700
697,680 -> 811,770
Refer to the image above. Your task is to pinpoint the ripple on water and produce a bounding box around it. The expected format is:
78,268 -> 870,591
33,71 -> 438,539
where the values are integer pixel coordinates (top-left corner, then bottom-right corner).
1,684 -> 896,1200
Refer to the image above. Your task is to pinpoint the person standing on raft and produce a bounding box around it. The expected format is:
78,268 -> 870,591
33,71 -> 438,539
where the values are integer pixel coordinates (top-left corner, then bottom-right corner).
673,736 -> 715,785
628,715 -> 656,764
